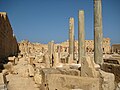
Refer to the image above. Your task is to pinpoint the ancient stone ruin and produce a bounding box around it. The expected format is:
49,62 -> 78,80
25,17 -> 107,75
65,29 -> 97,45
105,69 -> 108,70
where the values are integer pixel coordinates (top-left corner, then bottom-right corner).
0,0 -> 120,90
0,12 -> 18,60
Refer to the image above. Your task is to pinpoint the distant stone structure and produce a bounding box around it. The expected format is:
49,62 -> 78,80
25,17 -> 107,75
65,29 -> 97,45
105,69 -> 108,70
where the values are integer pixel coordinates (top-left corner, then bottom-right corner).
56,38 -> 111,54
0,12 -> 18,60
112,44 -> 120,54
18,40 -> 47,56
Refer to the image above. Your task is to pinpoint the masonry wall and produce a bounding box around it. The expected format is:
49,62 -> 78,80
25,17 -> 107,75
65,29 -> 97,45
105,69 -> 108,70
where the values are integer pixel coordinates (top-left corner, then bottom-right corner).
112,44 -> 120,54
0,12 -> 18,59
55,38 -> 111,54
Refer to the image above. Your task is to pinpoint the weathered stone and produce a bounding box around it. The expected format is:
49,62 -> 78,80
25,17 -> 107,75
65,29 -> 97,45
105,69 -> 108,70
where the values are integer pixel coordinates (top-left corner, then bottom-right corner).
102,60 -> 120,83
41,68 -> 80,81
70,89 -> 83,90
8,56 -> 15,61
68,54 -> 73,64
112,44 -> 120,54
35,56 -> 43,63
94,0 -> 103,65
44,52 -> 50,68
69,17 -> 74,63
0,73 -> 8,90
57,68 -> 80,76
0,12 -> 18,59
69,64 -> 81,70
78,10 -> 85,64
48,40 -> 54,66
42,74 -> 99,90
116,82 -> 120,90
8,56 -> 16,64
28,65 -> 34,77
18,66 -> 29,78
53,52 -> 60,68
18,55 -> 22,59
55,38 -> 111,56
34,73 -> 42,85
99,70 -> 115,90
29,56 -> 35,65
2,69 -> 9,75
3,62 -> 13,73
81,56 -> 98,77
14,57 -> 19,65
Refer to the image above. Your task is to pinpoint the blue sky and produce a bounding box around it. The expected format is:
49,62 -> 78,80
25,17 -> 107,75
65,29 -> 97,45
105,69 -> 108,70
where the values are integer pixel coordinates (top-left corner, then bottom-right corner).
0,0 -> 120,44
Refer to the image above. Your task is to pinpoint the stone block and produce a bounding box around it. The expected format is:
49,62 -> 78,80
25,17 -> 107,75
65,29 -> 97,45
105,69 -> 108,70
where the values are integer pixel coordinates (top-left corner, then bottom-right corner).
116,82 -> 120,90
14,57 -> 19,65
34,73 -> 42,85
41,74 -> 99,90
8,56 -> 15,64
81,56 -> 98,78
0,73 -> 7,90
28,65 -> 34,77
99,70 -> 115,90
18,66 -> 29,78
3,62 -> 13,73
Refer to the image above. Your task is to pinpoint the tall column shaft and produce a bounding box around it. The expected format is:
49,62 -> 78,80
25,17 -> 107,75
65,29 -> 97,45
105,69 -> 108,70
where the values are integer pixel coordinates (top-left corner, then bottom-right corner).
94,0 -> 103,65
78,10 -> 85,64
69,17 -> 74,63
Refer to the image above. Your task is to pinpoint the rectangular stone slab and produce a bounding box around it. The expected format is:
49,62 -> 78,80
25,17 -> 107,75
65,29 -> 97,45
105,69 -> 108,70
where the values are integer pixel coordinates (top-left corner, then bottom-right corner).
46,74 -> 99,90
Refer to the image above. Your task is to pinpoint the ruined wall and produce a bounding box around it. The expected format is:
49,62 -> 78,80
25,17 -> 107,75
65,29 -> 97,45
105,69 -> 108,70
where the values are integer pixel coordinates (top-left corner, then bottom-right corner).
18,40 -> 47,55
102,63 -> 120,83
0,12 -> 18,59
112,44 -> 120,54
55,38 -> 111,54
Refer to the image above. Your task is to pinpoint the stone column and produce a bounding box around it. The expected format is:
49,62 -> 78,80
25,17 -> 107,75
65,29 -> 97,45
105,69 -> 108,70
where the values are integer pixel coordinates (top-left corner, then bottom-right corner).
48,40 -> 55,67
44,52 -> 50,68
94,0 -> 103,65
69,17 -> 74,63
48,40 -> 54,59
78,10 -> 85,64
48,42 -> 51,56
57,45 -> 61,63
53,52 -> 59,68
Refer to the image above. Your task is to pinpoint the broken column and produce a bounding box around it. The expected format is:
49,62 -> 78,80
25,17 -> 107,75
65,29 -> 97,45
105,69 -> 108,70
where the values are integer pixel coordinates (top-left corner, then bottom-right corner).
69,17 -> 74,63
78,10 -> 85,64
94,0 -> 103,65
53,53 -> 59,68
44,52 -> 50,68
55,45 -> 61,63
48,40 -> 54,58
48,40 -> 54,66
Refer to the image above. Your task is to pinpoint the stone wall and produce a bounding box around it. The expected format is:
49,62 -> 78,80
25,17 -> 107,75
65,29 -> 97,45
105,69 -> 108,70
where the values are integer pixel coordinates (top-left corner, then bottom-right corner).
42,74 -> 99,90
55,38 -> 111,54
18,40 -> 47,55
112,44 -> 120,54
0,12 -> 18,60
102,62 -> 120,83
